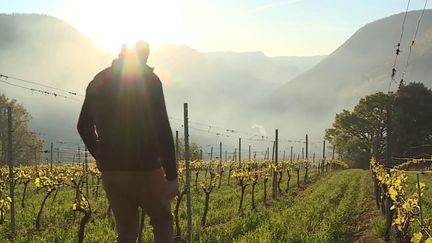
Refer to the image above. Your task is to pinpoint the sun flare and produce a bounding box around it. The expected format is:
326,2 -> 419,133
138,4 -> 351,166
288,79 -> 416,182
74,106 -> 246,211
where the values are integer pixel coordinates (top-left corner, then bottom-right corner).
70,0 -> 189,54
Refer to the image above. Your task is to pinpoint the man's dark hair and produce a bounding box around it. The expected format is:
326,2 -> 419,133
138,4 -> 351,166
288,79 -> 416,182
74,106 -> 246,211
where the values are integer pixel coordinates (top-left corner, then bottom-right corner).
119,44 -> 127,58
135,41 -> 150,63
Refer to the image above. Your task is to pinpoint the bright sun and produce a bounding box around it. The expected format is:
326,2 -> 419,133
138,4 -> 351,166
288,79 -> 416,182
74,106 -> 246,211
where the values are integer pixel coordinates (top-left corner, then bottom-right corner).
70,0 -> 188,54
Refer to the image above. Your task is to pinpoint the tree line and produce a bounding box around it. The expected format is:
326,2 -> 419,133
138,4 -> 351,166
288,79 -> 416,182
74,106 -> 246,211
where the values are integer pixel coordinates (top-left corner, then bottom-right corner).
325,82 -> 432,168
0,94 -> 44,166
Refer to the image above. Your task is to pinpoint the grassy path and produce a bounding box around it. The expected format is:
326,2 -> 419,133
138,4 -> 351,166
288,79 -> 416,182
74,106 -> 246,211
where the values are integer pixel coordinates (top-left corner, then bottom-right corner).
1,169 -> 373,242
235,169 -> 369,243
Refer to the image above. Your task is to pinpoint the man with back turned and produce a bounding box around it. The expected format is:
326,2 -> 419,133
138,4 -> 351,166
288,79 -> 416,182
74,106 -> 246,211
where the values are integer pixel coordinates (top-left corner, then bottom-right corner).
77,41 -> 178,243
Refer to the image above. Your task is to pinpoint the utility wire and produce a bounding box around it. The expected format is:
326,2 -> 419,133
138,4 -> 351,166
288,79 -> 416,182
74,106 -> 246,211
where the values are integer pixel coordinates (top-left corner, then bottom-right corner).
1,71 -> 311,143
400,0 -> 429,85
169,116 -> 305,143
1,72 -> 306,144
0,73 -> 84,97
2,71 -> 316,147
389,0 -> 411,92
170,120 -> 305,143
0,79 -> 81,102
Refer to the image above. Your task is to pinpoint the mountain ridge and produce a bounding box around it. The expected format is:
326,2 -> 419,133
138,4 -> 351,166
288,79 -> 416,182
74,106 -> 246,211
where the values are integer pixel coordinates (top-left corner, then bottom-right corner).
0,13 -> 322,147
262,9 -> 432,126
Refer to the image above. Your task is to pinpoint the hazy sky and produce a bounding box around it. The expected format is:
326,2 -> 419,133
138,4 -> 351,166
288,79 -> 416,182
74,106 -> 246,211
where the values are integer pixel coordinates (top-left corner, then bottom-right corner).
1,0 -> 429,56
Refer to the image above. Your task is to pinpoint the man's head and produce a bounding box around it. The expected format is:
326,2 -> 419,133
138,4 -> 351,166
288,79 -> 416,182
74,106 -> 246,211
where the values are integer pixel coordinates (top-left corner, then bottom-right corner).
119,44 -> 128,59
135,41 -> 150,64
113,41 -> 152,76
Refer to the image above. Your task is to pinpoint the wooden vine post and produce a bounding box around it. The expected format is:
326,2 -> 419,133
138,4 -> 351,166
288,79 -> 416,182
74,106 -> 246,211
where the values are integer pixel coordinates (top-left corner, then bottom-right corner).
290,146 -> 293,163
184,103 -> 192,241
322,140 -> 326,173
84,147 -> 89,198
272,129 -> 279,198
218,142 -> 223,188
175,130 -> 179,164
7,107 -> 16,235
78,145 -> 81,165
50,142 -> 53,170
384,101 -> 393,241
238,138 -> 242,165
305,134 -> 309,182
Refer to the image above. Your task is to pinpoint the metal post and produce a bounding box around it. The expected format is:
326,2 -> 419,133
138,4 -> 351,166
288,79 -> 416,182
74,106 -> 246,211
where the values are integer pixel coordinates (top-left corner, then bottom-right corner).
322,140 -> 326,172
175,131 -> 179,164
7,107 -> 15,234
290,146 -> 293,162
305,134 -> 309,182
248,145 -> 251,161
272,129 -> 278,198
275,130 -> 279,164
238,138 -> 241,164
78,145 -> 81,163
0,110 -> 2,166
219,142 -> 222,173
271,142 -> 275,161
322,140 -> 326,159
184,103 -> 192,241
384,101 -> 393,241
417,174 -> 424,226
50,142 -> 53,170
85,147 -> 89,198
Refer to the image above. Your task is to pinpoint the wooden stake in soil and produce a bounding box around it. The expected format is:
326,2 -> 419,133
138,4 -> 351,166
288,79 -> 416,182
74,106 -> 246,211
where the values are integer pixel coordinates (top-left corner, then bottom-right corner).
184,103 -> 192,241
7,107 -> 15,234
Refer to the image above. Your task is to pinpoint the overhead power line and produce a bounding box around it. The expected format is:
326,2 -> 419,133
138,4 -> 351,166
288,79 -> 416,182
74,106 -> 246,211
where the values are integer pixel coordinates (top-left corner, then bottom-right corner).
169,119 -> 306,143
0,73 -> 84,97
389,0 -> 411,92
0,79 -> 81,101
400,0 -> 429,85
1,71 -> 320,147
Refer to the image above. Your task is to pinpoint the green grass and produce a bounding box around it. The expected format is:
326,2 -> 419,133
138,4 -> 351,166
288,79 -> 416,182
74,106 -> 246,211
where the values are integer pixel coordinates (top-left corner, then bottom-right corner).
236,169 -> 368,243
0,169 -> 370,242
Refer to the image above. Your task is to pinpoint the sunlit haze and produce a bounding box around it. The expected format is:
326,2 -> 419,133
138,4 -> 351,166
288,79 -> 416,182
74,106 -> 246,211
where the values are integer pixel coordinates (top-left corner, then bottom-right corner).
66,0 -> 189,53
1,0 -> 429,56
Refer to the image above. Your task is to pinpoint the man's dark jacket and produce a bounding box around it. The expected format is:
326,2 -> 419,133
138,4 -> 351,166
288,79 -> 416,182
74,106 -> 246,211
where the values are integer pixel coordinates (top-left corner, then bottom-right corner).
77,60 -> 177,180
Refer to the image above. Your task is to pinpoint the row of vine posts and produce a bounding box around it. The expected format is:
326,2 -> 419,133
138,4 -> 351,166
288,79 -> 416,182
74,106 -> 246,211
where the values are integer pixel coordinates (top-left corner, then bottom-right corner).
178,103 -> 338,242
2,106 -> 92,242
2,102 -> 339,242
372,98 -> 432,242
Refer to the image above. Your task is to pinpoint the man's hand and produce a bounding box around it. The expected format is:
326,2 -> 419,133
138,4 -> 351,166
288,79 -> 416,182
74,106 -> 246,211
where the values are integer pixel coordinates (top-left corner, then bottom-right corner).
166,178 -> 179,199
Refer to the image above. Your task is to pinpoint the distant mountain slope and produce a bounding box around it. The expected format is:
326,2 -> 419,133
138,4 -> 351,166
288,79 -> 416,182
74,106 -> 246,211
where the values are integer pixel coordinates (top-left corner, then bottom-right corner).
202,51 -> 323,85
149,45 -> 323,124
0,14 -> 111,91
0,14 -> 321,147
4,11 -> 431,149
262,9 -> 432,134
0,14 -> 112,142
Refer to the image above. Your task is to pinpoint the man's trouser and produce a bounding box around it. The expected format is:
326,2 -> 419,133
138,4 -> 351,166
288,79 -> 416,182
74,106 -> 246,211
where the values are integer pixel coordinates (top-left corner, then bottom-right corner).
101,168 -> 174,243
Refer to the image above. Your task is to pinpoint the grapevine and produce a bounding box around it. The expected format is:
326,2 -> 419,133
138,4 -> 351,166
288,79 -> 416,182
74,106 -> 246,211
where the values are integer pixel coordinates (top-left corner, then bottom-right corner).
371,158 -> 431,242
